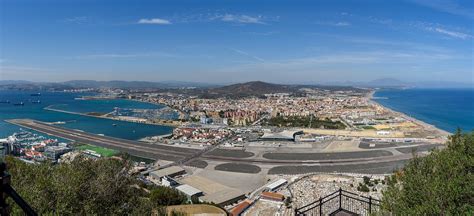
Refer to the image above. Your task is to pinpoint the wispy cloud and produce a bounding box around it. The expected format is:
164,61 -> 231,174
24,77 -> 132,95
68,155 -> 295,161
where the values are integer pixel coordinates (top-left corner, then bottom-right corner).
230,48 -> 265,62
69,52 -> 177,60
315,21 -> 351,27
412,22 -> 473,39
62,16 -> 90,24
408,0 -> 474,19
427,27 -> 473,39
217,14 -> 266,24
137,18 -> 171,25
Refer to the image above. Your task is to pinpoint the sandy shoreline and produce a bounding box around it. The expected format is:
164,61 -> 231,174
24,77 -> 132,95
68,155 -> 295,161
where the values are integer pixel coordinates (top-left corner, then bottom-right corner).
367,90 -> 451,137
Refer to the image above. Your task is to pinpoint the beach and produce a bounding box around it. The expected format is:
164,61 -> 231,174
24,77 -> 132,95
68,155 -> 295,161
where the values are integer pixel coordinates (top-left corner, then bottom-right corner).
367,90 -> 451,139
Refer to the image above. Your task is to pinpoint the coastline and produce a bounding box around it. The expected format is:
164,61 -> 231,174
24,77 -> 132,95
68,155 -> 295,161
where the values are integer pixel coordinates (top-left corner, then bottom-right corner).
367,90 -> 451,138
43,105 -> 181,127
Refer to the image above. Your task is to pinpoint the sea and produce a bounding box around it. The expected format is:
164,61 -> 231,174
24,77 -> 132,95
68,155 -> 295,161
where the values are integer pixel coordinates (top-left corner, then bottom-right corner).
0,90 -> 173,140
373,88 -> 474,133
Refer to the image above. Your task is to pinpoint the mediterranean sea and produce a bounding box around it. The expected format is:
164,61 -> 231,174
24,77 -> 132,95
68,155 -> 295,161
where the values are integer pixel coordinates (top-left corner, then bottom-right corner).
0,90 -> 173,139
373,88 -> 474,133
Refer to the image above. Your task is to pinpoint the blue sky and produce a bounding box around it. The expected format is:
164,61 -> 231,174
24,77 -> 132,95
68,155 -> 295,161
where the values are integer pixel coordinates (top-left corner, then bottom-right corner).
0,0 -> 473,84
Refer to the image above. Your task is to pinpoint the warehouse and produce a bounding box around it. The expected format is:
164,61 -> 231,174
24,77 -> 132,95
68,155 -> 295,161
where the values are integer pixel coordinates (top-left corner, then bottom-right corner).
150,166 -> 186,180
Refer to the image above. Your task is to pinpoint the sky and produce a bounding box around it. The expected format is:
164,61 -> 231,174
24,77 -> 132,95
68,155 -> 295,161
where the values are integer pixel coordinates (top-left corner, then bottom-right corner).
0,0 -> 473,84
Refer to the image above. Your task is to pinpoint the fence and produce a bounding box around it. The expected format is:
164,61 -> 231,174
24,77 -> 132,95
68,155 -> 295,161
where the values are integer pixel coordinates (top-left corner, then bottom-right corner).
294,188 -> 380,216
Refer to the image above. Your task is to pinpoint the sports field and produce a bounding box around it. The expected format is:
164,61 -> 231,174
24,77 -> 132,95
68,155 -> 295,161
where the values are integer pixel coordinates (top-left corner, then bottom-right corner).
76,144 -> 118,157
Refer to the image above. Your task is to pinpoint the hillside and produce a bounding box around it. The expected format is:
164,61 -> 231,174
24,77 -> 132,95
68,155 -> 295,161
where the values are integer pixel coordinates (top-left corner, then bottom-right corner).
208,81 -> 293,96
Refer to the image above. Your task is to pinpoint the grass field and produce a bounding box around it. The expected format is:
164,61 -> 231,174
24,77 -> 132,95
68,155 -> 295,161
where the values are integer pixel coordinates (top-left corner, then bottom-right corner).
76,144 -> 118,157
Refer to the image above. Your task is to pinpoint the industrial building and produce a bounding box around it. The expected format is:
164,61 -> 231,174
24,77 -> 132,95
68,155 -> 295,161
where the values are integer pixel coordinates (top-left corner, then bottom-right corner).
260,130 -> 304,141
150,166 -> 186,180
261,192 -> 285,202
175,184 -> 203,198
44,146 -> 71,160
265,179 -> 287,192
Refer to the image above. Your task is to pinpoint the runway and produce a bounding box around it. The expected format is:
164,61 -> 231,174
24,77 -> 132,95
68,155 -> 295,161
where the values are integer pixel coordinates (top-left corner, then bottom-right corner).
6,119 -> 438,174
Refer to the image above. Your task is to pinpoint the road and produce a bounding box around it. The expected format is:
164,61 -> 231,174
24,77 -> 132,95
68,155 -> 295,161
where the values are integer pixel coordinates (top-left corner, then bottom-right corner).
6,119 -> 431,174
6,119 -> 197,162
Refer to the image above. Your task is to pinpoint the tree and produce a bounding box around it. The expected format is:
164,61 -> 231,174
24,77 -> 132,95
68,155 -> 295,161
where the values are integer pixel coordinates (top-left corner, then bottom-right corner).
149,186 -> 188,206
381,130 -> 474,215
3,155 -> 186,215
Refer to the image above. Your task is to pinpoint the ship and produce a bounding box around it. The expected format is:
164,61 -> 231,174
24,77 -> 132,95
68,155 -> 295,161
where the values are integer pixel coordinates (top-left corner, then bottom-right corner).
0,100 -> 10,103
31,100 -> 41,104
13,102 -> 25,106
30,93 -> 41,96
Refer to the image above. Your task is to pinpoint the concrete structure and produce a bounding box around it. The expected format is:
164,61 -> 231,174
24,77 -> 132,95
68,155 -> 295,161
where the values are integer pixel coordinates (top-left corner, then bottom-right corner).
260,130 -> 304,141
175,184 -> 203,198
150,166 -> 185,180
161,176 -> 178,187
261,192 -> 285,202
265,179 -> 287,192
230,200 -> 252,216
44,146 -> 71,160
180,175 -> 246,206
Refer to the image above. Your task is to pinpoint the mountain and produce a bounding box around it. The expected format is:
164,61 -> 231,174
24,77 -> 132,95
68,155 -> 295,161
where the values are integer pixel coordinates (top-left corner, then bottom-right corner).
367,78 -> 409,87
63,80 -> 217,89
0,80 -> 218,90
211,81 -> 293,94
0,80 -> 32,85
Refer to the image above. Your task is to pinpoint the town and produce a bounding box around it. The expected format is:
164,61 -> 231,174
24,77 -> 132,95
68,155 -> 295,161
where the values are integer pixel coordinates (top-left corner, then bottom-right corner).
1,81 -> 449,215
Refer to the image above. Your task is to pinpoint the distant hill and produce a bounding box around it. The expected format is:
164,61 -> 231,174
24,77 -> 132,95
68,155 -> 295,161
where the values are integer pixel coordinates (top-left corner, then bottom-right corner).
63,80 -> 217,89
196,81 -> 366,98
210,81 -> 293,95
0,80 -> 33,85
367,78 -> 408,87
0,80 -> 218,90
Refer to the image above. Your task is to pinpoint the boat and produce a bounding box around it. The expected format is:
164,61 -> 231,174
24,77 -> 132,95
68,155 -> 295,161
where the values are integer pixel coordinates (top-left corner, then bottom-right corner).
32,100 -> 41,104
112,124 -> 117,127
13,102 -> 24,106
30,93 -> 41,96
0,100 -> 10,103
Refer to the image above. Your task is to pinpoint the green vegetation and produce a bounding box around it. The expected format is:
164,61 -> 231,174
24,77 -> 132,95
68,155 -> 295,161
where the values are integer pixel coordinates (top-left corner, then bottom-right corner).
76,144 -> 118,157
361,125 -> 376,130
4,155 -> 189,215
265,115 -> 346,129
382,130 -> 474,215
357,183 -> 370,192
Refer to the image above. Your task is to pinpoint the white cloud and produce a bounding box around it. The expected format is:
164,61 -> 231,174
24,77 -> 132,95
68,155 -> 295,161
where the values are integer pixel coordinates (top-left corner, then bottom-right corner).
316,21 -> 351,26
409,0 -> 474,19
62,16 -> 89,24
427,27 -> 473,39
137,18 -> 171,25
218,14 -> 265,24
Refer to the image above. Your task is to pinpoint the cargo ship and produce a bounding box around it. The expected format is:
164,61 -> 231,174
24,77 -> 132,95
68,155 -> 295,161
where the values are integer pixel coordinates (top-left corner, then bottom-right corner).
31,100 -> 41,104
30,93 -> 41,96
0,100 -> 10,103
14,102 -> 25,106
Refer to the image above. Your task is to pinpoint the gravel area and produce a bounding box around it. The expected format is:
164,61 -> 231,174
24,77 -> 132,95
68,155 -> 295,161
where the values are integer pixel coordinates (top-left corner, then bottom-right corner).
205,149 -> 255,158
186,159 -> 208,168
263,150 -> 393,161
214,163 -> 262,173
268,160 -> 408,175
395,144 -> 443,154
358,142 -> 398,149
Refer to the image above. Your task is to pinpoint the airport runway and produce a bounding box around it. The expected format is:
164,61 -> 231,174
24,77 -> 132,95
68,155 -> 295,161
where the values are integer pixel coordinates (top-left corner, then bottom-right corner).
6,119 -> 197,161
6,119 -> 438,174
